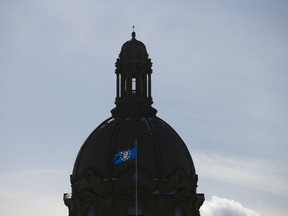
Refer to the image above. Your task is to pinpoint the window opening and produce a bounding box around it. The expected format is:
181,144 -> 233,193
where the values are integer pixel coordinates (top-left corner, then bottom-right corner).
132,78 -> 136,95
83,207 -> 95,216
175,207 -> 184,216
127,205 -> 143,216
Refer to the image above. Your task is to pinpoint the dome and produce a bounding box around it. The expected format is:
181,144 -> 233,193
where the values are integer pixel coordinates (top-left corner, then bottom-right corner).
72,116 -> 197,194
119,32 -> 149,61
64,31 -> 204,216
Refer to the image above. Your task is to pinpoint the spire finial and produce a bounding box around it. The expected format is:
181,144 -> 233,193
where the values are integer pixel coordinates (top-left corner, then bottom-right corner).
132,26 -> 136,38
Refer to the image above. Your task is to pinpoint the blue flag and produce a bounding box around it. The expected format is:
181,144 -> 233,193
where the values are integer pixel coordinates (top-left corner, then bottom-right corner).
112,146 -> 136,165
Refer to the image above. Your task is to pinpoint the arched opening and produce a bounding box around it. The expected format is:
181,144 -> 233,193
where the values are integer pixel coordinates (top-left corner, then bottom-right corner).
83,207 -> 95,216
127,205 -> 144,216
132,78 -> 136,95
175,207 -> 184,216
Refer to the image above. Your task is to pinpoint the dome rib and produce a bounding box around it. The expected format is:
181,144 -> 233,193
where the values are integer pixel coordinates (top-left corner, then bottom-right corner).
141,117 -> 163,179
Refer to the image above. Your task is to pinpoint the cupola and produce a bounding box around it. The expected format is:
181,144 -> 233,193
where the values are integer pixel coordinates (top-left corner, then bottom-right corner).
112,31 -> 157,117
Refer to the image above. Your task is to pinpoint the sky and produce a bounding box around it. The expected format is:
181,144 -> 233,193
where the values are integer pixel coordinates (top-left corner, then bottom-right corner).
0,0 -> 287,215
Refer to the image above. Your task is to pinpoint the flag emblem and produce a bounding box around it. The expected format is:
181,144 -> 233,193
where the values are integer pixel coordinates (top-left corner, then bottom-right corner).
112,146 -> 136,165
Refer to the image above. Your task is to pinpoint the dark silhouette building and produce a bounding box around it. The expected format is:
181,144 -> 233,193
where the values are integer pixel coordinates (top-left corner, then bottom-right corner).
64,31 -> 204,216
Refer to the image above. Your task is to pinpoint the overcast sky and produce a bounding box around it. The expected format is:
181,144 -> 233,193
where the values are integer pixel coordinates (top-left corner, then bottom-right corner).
0,0 -> 287,216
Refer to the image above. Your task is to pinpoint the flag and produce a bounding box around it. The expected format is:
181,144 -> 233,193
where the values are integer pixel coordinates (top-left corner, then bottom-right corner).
112,146 -> 136,165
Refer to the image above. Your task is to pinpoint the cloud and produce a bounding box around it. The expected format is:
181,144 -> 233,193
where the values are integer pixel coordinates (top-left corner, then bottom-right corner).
0,169 -> 69,216
192,151 -> 288,197
201,196 -> 260,216
0,193 -> 67,216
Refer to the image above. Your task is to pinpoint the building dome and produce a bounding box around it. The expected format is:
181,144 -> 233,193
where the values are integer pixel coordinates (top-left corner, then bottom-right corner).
119,32 -> 148,61
64,31 -> 204,216
72,116 -> 197,195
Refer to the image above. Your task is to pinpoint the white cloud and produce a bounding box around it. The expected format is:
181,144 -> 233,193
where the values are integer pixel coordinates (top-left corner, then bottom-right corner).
0,169 -> 70,216
0,193 -> 67,216
201,196 -> 260,216
193,151 -> 288,197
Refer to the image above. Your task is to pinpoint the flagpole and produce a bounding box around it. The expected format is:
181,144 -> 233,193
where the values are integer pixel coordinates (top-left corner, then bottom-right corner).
135,139 -> 138,216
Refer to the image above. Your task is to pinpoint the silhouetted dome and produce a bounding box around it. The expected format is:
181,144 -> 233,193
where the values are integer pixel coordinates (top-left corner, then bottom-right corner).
119,32 -> 148,61
64,31 -> 204,216
72,116 -> 197,194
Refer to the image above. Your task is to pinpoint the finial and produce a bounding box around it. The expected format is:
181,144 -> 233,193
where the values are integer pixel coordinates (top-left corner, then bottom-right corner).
132,26 -> 136,38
